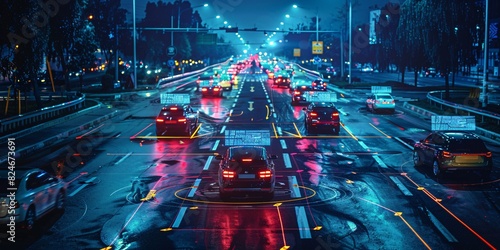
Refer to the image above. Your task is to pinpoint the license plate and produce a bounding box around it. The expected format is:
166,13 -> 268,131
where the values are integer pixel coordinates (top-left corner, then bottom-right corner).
164,121 -> 176,124
238,174 -> 255,179
455,156 -> 482,163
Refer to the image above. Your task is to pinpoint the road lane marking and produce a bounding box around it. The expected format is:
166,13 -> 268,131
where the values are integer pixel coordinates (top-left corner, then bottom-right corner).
69,177 -> 96,197
211,140 -> 220,151
357,141 -> 387,168
282,153 -> 292,168
394,136 -> 414,150
389,176 -> 413,196
188,179 -> 201,198
277,126 -> 283,136
280,139 -> 287,149
295,206 -> 312,239
115,152 -> 132,165
427,210 -> 458,243
373,155 -> 388,168
288,176 -> 301,198
172,207 -> 188,228
220,125 -> 226,134
203,156 -> 214,170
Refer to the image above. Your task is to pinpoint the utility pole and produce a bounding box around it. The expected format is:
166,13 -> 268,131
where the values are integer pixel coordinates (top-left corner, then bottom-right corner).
133,0 -> 137,89
115,24 -> 119,84
348,0 -> 352,84
482,0 -> 489,107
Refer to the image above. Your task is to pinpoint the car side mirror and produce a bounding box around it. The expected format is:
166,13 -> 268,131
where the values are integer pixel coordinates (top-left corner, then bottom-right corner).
302,107 -> 307,111
269,155 -> 278,159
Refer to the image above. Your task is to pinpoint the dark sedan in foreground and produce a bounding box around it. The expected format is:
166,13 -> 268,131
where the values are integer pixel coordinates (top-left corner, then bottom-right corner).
216,146 -> 277,200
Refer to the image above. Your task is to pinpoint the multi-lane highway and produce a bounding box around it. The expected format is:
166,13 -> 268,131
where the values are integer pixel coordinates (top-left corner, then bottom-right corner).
8,67 -> 500,250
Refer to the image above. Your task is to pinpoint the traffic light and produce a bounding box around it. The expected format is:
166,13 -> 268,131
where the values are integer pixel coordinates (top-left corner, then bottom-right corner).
225,27 -> 238,33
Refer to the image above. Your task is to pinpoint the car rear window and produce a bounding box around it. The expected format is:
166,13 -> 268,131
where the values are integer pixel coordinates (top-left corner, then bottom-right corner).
448,139 -> 488,152
377,94 -> 393,99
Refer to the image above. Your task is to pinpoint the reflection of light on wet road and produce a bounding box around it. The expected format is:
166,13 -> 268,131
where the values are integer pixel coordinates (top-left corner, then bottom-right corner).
199,98 -> 229,119
304,160 -> 323,185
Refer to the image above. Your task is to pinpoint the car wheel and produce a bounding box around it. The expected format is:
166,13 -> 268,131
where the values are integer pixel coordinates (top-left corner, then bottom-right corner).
25,206 -> 36,231
432,159 -> 444,177
55,190 -> 66,210
413,151 -> 424,167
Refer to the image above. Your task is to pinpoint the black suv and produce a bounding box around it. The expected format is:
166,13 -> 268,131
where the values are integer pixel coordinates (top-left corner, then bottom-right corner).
413,131 -> 493,178
291,83 -> 314,105
156,104 -> 199,136
216,146 -> 277,200
303,102 -> 341,135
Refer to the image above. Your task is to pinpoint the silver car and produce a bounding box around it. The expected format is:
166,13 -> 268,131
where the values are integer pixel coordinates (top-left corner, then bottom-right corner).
0,168 -> 67,230
366,93 -> 396,113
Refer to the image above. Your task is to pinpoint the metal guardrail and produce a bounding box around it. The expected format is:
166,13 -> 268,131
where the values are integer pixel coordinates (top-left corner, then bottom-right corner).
427,90 -> 500,125
0,93 -> 85,135
1,60 -> 233,135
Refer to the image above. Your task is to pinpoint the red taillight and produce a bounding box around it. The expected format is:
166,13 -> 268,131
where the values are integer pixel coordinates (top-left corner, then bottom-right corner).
156,118 -> 164,122
391,100 -> 395,104
178,118 -> 187,122
259,170 -> 272,178
442,151 -> 452,158
222,170 -> 235,178
312,82 -> 317,86
486,152 -> 492,158
332,112 -> 339,117
310,112 -> 318,117
375,100 -> 381,104
294,91 -> 301,95
201,88 -> 208,92
214,87 -> 220,91
196,80 -> 200,84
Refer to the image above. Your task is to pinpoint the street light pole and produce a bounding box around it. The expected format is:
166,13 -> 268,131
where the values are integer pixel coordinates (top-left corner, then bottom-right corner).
171,15 -> 174,77
348,0 -> 352,85
482,0 -> 489,107
133,0 -> 137,89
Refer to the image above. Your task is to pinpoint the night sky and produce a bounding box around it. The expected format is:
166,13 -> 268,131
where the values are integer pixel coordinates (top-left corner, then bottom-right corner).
121,0 -> 398,49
